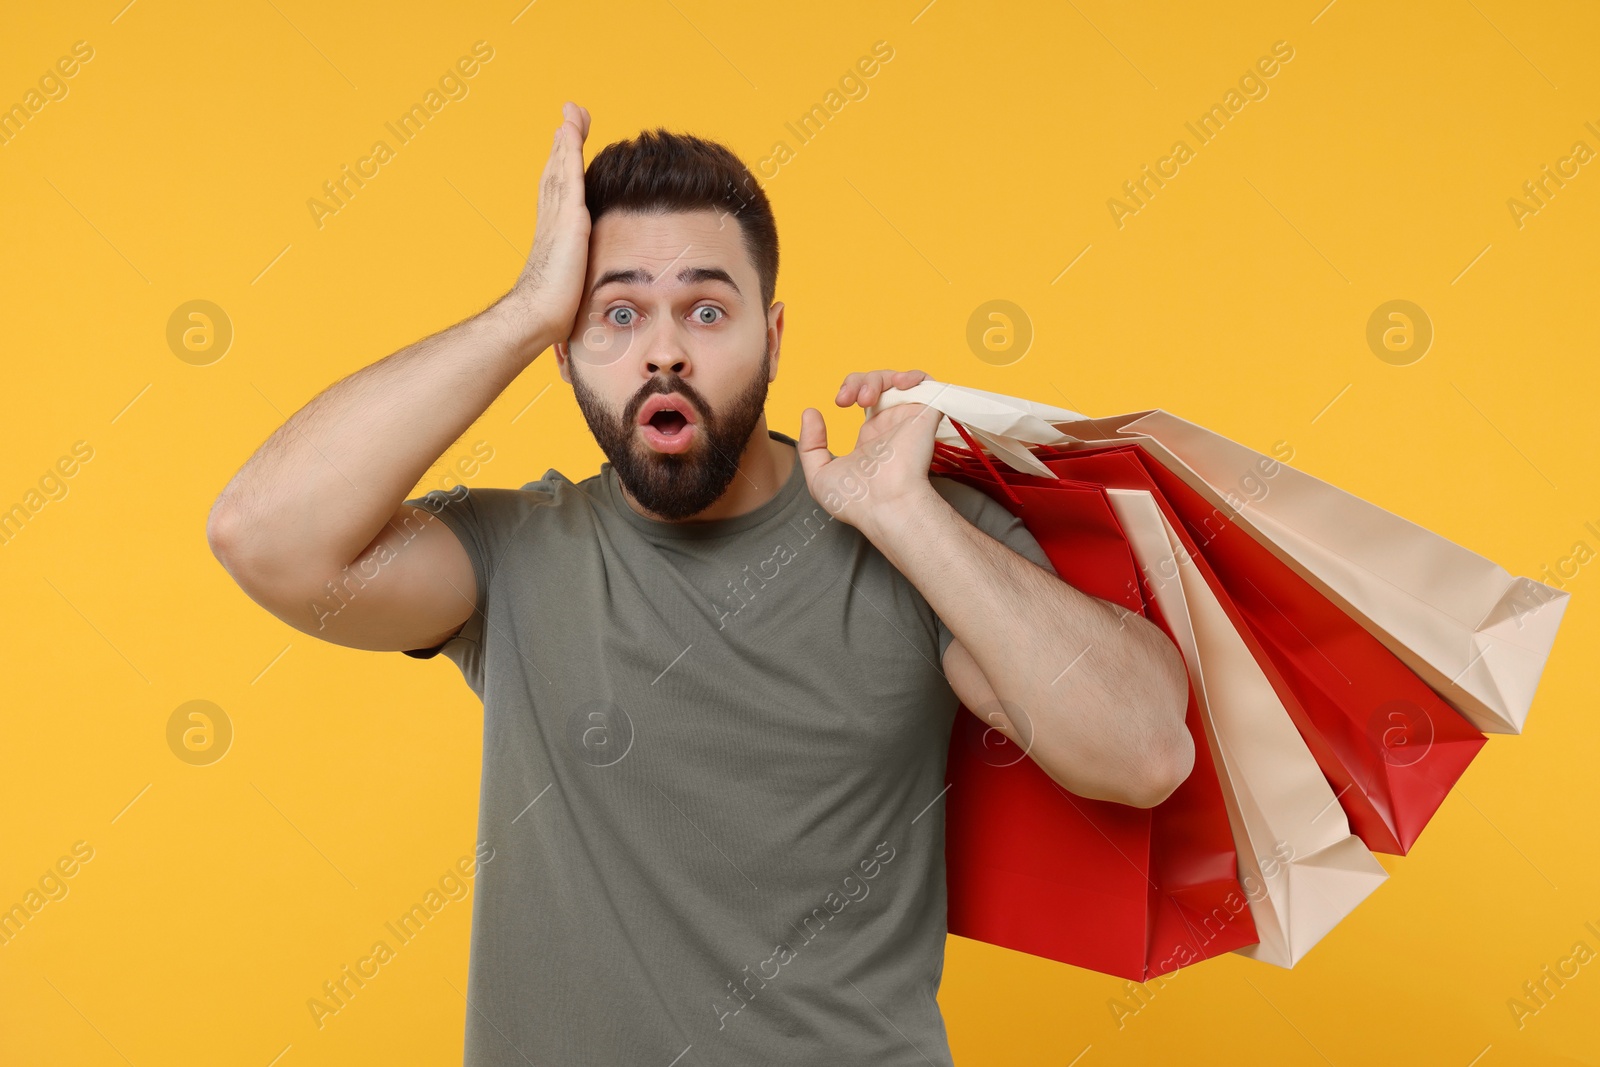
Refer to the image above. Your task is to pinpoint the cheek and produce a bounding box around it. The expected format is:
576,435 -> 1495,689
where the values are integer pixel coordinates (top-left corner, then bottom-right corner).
571,363 -> 631,417
571,331 -> 634,372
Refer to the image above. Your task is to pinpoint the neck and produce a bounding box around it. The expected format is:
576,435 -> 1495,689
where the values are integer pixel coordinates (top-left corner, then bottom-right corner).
617,417 -> 796,524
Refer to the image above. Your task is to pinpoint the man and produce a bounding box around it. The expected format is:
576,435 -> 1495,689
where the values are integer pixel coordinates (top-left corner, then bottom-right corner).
206,101 -> 1192,1066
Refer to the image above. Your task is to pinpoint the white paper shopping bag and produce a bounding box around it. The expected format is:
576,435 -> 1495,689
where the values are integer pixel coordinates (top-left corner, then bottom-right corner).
870,380 -> 1569,734
1105,486 -> 1389,967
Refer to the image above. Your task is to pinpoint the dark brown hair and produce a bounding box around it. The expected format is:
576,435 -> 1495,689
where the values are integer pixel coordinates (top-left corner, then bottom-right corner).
584,128 -> 779,311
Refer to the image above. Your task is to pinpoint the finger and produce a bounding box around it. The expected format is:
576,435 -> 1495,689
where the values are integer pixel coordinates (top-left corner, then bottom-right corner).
848,371 -> 877,409
564,102 -> 589,145
861,372 -> 892,409
554,109 -> 583,186
549,111 -> 570,170
797,408 -> 834,483
863,369 -> 922,410
880,369 -> 916,397
544,114 -> 564,173
836,373 -> 859,407
538,126 -> 566,212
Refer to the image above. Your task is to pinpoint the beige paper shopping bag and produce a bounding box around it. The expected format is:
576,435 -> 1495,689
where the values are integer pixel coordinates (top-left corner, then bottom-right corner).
1105,486 -> 1389,967
871,381 -> 1569,735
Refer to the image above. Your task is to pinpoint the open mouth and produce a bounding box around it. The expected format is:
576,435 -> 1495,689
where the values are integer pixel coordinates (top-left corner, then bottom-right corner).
637,394 -> 699,454
647,409 -> 689,437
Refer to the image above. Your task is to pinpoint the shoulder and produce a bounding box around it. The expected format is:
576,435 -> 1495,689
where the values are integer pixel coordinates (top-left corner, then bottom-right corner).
406,468 -> 593,532
412,469 -> 576,507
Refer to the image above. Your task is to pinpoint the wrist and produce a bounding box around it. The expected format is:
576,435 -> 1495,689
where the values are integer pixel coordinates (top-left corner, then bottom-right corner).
856,483 -> 948,553
487,287 -> 564,362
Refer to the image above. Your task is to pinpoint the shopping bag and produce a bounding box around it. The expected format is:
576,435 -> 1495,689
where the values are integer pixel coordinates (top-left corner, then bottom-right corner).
935,451 -> 1387,968
941,440 -> 1489,856
1106,487 -> 1388,968
942,474 -> 1256,981
1130,448 -> 1488,855
874,381 -> 1570,736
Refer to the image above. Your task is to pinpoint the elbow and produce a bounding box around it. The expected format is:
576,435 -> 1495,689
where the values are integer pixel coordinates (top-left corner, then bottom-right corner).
1124,727 -> 1194,809
206,497 -> 251,578
1121,650 -> 1195,809
206,499 -> 234,560
206,499 -> 279,593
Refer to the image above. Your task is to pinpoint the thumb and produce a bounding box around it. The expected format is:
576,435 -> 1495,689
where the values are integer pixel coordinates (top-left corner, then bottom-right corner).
797,407 -> 833,483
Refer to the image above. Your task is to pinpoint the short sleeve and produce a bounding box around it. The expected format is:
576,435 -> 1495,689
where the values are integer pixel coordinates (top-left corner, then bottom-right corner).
396,478 -> 558,696
927,476 -> 1059,662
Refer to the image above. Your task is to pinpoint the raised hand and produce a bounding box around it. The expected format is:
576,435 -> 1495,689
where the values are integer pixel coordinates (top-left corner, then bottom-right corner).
512,101 -> 593,349
798,368 -> 942,533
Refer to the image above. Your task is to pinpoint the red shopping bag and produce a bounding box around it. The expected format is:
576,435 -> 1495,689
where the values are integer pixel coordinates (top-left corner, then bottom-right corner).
936,449 -> 1256,981
1140,449 -> 1486,853
937,424 -> 1489,857
1019,442 -> 1489,856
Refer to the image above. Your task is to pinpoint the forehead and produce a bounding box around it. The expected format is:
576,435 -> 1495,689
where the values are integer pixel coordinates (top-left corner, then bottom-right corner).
587,209 -> 755,294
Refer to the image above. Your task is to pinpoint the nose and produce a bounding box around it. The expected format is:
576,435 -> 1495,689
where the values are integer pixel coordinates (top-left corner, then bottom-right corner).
639,322 -> 692,378
646,353 -> 689,375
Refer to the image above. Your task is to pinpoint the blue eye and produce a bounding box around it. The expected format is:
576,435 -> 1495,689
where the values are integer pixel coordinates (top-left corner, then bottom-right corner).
606,307 -> 636,327
694,306 -> 724,324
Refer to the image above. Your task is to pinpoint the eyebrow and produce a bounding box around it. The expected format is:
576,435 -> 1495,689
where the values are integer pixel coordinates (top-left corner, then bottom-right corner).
592,265 -> 742,300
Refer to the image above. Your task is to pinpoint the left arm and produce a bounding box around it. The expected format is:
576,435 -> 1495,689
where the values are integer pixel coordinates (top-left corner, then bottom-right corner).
799,369 -> 1194,809
868,486 -> 1193,808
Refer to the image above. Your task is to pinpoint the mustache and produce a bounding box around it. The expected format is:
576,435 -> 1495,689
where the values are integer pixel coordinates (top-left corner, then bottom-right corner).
618,338 -> 772,426
626,376 -> 711,424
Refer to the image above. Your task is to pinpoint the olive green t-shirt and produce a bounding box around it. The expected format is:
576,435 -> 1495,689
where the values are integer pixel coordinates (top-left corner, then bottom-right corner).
402,429 -> 1056,1066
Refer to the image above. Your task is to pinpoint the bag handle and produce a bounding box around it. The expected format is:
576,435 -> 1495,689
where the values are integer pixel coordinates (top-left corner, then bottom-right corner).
947,417 -> 1026,508
868,379 -> 1099,478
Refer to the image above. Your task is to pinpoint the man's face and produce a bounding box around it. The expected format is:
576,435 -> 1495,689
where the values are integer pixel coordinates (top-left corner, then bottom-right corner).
556,208 -> 783,521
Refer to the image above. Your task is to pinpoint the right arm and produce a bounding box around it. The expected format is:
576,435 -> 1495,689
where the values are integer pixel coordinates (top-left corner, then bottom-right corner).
206,102 -> 593,653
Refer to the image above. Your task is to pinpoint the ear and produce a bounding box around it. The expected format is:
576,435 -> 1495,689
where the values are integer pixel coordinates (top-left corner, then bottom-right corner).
554,341 -> 572,384
765,301 -> 785,381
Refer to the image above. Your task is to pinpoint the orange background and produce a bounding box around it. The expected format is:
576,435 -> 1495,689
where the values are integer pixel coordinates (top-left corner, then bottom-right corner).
2,1 -> 1597,1064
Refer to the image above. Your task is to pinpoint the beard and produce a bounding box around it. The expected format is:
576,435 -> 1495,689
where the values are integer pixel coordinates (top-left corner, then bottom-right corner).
571,340 -> 772,521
